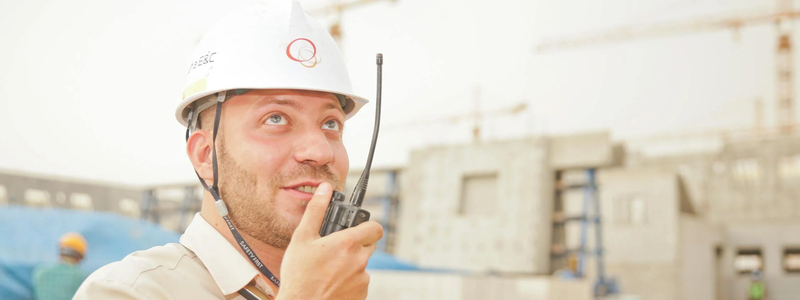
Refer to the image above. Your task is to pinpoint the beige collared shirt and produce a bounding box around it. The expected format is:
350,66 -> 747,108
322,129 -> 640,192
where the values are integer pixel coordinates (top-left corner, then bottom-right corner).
73,213 -> 275,300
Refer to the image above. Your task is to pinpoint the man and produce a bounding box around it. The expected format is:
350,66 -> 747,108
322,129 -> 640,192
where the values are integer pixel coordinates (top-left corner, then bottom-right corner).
32,232 -> 88,300
748,270 -> 767,300
74,1 -> 383,299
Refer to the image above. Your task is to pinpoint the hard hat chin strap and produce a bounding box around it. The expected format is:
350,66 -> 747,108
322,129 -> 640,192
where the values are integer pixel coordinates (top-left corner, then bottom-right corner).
184,92 -> 282,288
209,92 -> 224,208
185,92 -> 226,211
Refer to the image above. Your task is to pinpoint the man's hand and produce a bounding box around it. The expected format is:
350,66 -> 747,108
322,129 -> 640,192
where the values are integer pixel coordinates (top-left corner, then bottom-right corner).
277,182 -> 384,300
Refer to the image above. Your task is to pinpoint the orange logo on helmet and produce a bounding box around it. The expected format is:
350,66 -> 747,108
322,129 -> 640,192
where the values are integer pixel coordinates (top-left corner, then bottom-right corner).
286,38 -> 319,68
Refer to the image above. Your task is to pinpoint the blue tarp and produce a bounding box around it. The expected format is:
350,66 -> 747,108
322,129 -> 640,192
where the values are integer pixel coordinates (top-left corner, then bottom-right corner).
0,206 -> 417,300
0,206 -> 181,300
368,250 -> 419,271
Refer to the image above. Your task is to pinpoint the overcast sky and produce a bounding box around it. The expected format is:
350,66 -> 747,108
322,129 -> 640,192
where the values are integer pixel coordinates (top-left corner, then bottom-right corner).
0,0 -> 793,186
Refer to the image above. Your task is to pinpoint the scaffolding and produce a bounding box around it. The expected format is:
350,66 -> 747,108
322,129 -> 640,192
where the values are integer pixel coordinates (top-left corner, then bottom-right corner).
140,184 -> 202,233
552,168 -> 619,298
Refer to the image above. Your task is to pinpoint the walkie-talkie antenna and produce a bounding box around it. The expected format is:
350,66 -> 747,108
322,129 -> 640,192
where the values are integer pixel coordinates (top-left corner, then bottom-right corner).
350,53 -> 383,207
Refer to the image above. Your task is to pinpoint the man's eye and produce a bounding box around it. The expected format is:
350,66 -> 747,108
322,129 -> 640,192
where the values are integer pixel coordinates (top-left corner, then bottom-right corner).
265,114 -> 287,125
322,120 -> 340,131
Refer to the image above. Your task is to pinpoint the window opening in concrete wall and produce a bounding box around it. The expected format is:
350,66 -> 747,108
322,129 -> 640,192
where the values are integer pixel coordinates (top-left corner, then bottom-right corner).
155,188 -> 187,203
459,173 -> 498,217
731,158 -> 762,186
70,193 -> 93,210
734,248 -> 764,274
779,155 -> 800,184
613,194 -> 646,225
119,198 -> 140,218
783,247 -> 800,274
24,189 -> 51,207
0,185 -> 7,204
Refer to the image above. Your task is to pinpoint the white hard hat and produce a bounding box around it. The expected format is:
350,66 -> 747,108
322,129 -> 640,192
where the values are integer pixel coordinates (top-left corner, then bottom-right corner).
175,0 -> 369,127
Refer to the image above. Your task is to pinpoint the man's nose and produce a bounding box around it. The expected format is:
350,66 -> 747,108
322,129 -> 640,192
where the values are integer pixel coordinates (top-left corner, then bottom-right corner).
293,128 -> 335,167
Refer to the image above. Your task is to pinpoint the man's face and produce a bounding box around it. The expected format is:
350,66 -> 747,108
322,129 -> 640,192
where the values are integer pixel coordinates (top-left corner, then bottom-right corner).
213,89 -> 349,249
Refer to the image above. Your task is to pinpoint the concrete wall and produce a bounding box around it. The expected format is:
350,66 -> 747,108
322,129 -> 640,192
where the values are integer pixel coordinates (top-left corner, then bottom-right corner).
599,168 -> 680,264
707,136 -> 800,225
679,215 -> 723,300
610,135 -> 800,300
368,271 -> 466,300
367,271 -> 591,300
626,153 -> 715,216
629,135 -> 800,225
549,132 -> 615,169
597,168 -> 683,300
722,223 -> 800,300
395,138 -> 553,273
605,263 -> 678,300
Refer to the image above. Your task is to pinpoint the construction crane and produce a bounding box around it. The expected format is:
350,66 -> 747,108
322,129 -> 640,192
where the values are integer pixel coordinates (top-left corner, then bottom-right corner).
382,91 -> 528,143
536,1 -> 800,134
308,0 -> 397,44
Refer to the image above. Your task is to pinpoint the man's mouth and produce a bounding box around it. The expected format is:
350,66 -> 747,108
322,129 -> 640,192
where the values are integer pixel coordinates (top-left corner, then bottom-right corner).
291,185 -> 318,194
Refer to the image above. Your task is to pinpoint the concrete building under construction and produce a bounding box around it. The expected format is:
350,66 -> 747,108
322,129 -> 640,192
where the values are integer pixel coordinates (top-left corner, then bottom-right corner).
383,131 -> 800,300
2,130 -> 800,300
0,170 -> 141,216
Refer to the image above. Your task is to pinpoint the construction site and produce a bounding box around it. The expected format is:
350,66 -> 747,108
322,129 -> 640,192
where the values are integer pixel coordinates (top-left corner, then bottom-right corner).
3,0 -> 800,299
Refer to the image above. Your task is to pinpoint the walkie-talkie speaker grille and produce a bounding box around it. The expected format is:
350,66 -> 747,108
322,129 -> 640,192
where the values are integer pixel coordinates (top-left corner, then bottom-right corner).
351,210 -> 370,227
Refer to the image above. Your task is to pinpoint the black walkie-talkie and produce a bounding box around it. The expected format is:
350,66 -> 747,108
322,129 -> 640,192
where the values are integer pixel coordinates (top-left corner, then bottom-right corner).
320,53 -> 383,237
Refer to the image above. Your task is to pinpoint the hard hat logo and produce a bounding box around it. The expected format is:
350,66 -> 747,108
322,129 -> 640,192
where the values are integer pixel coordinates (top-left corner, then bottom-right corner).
188,51 -> 217,74
286,38 -> 318,68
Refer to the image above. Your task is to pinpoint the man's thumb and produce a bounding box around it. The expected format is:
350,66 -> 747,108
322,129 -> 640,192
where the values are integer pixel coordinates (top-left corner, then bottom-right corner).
295,182 -> 333,239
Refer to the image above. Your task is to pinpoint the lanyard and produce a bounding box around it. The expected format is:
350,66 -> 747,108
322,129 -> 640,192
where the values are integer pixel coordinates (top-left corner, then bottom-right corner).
238,282 -> 274,300
223,214 -> 281,287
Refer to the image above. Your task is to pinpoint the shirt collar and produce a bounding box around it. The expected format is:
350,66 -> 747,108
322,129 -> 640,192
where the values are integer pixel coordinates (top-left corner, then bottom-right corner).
180,213 -> 262,296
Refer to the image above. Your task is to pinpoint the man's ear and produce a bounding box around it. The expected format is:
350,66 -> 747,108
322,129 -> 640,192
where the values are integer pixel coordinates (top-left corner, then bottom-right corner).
187,130 -> 214,182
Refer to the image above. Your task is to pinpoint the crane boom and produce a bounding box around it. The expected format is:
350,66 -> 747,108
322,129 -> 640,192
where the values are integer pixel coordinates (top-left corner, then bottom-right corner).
308,0 -> 394,15
384,102 -> 528,129
536,3 -> 800,134
307,0 -> 396,43
537,10 -> 800,52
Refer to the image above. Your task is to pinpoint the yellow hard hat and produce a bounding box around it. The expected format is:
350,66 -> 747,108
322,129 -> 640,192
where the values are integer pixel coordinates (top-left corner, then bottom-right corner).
58,232 -> 87,258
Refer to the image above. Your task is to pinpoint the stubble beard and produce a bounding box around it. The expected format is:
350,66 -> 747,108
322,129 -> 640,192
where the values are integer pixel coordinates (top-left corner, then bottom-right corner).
216,141 -> 341,249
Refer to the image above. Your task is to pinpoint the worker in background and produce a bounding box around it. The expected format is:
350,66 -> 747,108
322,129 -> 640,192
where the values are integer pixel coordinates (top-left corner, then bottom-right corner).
32,232 -> 88,300
74,1 -> 383,299
748,270 -> 767,300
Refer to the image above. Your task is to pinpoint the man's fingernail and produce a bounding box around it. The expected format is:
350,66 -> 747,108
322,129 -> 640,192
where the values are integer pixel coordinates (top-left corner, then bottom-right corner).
315,182 -> 331,196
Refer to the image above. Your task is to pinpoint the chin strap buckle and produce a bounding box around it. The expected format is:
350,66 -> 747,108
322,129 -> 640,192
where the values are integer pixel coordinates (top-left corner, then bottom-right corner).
215,199 -> 229,217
